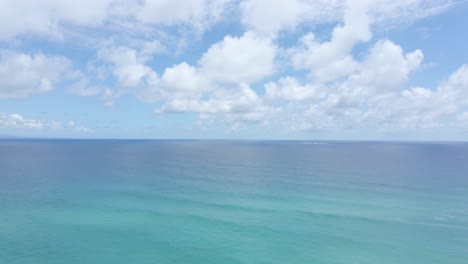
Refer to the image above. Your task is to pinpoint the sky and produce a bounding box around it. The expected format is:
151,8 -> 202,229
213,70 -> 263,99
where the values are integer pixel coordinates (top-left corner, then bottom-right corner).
1,0 -> 468,140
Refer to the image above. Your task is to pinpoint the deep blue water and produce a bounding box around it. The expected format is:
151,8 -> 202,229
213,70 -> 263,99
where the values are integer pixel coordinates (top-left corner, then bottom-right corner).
1,140 -> 468,263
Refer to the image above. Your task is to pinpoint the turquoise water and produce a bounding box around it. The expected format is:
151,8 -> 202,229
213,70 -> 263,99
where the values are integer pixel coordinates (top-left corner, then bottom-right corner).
1,140 -> 468,263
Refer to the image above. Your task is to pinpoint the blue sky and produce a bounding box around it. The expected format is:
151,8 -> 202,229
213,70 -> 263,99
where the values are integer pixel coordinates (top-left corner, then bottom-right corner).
1,0 -> 468,140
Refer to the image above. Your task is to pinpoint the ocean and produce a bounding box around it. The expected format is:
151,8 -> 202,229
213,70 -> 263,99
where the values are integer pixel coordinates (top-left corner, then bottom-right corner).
1,140 -> 467,263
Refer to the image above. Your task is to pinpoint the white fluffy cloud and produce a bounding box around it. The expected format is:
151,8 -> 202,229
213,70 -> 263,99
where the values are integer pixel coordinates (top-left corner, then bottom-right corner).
135,32 -> 277,106
199,32 -> 277,84
284,64 -> 468,133
160,63 -> 209,95
136,62 -> 210,104
139,1 -> 465,132
348,40 -> 424,95
158,84 -> 259,113
1,0 -> 466,137
98,46 -> 158,88
0,50 -> 71,99
265,77 -> 321,101
157,84 -> 275,127
288,0 -> 373,83
286,0 -> 452,84
265,40 -> 423,104
362,69 -> 466,130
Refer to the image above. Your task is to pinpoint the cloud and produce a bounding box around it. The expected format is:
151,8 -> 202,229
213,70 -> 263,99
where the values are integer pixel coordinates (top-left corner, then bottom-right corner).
348,39 -> 424,95
0,0 -> 235,40
97,46 -> 158,88
458,112 -> 468,121
137,1 -> 464,132
158,84 -> 259,113
288,0 -> 373,83
0,0 -> 453,40
240,0 -> 340,36
136,62 -> 209,104
1,0 -> 466,137
264,77 -> 321,102
264,39 -> 424,132
199,32 -> 277,84
68,79 -> 104,97
445,64 -> 468,101
0,0 -> 114,39
0,113 -> 92,132
136,32 -> 277,105
160,62 -> 209,96
240,0 -> 455,36
285,0 -> 453,84
157,84 -> 275,127
127,31 -> 277,129
285,64 -> 468,133
133,0 -> 234,32
0,50 -> 71,99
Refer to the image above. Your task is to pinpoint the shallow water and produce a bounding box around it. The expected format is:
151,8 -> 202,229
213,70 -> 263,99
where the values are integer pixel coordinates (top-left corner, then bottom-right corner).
1,140 -> 467,263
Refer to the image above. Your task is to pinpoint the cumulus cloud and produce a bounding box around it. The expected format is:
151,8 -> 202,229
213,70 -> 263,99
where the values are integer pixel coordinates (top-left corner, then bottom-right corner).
1,0 -> 466,137
158,84 -> 259,113
0,50 -> 71,99
265,39 -> 424,131
157,84 -> 275,127
283,64 -> 468,133
288,0 -> 373,83
135,32 -> 276,107
135,62 -> 209,104
347,39 -> 424,95
286,0 -> 454,84
138,1 -> 464,132
199,32 -> 277,84
264,77 -> 321,102
98,46 -> 158,87
160,63 -> 209,96
444,64 -> 468,102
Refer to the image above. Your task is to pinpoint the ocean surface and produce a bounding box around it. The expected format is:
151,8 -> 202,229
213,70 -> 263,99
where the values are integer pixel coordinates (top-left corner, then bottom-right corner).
1,140 -> 467,264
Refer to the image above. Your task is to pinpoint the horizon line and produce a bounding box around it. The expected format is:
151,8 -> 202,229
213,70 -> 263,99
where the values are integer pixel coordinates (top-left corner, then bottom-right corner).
1,137 -> 467,144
